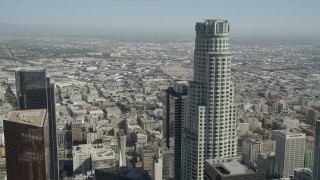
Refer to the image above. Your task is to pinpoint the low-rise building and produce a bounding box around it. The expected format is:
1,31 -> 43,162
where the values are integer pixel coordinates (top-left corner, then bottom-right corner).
72,144 -> 116,174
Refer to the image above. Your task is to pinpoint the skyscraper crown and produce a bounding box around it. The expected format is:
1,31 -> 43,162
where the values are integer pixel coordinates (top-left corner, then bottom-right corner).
195,19 -> 229,35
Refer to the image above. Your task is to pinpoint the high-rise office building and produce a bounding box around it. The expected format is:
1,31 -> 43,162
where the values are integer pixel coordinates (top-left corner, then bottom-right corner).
313,120 -> 320,180
4,109 -> 51,179
181,19 -> 237,180
162,80 -> 188,180
71,123 -> 84,144
162,147 -> 174,179
256,152 -> 276,178
140,143 -> 158,175
242,139 -> 261,165
152,149 -> 163,180
118,129 -> 127,166
275,131 -> 305,178
15,69 -> 59,179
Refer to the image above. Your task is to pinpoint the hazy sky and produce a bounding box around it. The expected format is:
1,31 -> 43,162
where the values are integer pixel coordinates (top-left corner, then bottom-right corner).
1,0 -> 320,37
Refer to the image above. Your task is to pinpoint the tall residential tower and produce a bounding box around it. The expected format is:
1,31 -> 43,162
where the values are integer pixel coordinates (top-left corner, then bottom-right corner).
181,19 -> 237,180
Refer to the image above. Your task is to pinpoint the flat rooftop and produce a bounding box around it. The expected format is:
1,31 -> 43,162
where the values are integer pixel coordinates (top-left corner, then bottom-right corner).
16,67 -> 46,71
206,159 -> 262,175
73,144 -> 116,161
277,131 -> 306,138
6,109 -> 47,127
221,161 -> 247,174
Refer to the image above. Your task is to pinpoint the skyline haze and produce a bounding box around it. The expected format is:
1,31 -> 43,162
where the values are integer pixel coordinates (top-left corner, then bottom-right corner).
1,0 -> 320,38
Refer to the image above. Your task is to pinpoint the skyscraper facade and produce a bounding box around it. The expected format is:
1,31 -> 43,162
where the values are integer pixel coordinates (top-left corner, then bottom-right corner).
181,19 -> 237,180
15,69 -> 59,179
152,149 -> 163,180
275,131 -> 305,178
162,81 -> 188,180
4,109 -> 51,179
118,129 -> 127,166
242,139 -> 261,165
313,120 -> 320,180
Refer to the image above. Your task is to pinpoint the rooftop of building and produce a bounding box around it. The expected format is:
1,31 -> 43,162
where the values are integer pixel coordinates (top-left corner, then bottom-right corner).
259,151 -> 276,158
137,115 -> 158,124
16,67 -> 46,72
6,109 -> 47,127
306,136 -> 315,141
294,168 -> 312,174
73,144 -> 116,161
141,142 -> 158,153
294,168 -> 313,179
204,19 -> 228,23
276,131 -> 306,138
243,138 -> 262,144
206,158 -> 263,176
218,161 -> 255,175
118,129 -> 126,136
95,167 -> 151,180
174,80 -> 188,85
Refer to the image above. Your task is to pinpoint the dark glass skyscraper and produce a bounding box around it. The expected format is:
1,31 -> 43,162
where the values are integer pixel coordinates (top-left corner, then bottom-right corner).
15,69 -> 59,179
162,81 -> 188,180
4,109 -> 51,179
313,120 -> 320,180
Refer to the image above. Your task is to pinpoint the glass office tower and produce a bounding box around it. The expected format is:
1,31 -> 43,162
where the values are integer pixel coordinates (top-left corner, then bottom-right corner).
162,81 -> 188,180
4,109 -> 50,179
15,69 -> 59,179
313,120 -> 320,180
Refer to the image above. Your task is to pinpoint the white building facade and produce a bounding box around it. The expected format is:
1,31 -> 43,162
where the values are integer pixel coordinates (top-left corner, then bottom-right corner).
181,19 -> 237,180
152,154 -> 163,180
275,131 -> 305,178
